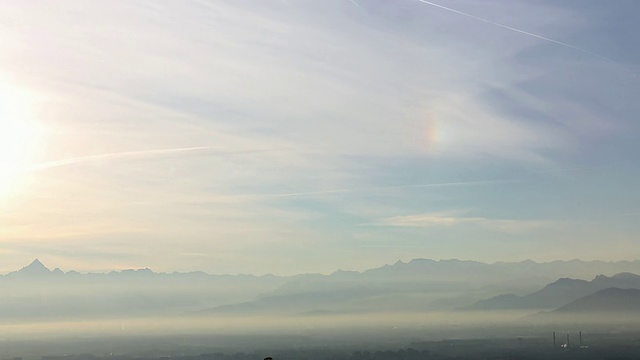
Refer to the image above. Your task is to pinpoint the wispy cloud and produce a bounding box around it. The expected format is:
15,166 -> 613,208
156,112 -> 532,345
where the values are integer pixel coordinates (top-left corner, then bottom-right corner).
26,146 -> 213,172
24,146 -> 278,173
268,179 -> 520,199
376,211 -> 552,234
348,0 -> 362,9
184,179 -> 522,204
1,0 -> 638,273
415,0 -> 637,77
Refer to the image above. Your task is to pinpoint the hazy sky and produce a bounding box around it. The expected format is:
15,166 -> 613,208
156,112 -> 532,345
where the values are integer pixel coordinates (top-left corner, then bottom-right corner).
0,0 -> 639,274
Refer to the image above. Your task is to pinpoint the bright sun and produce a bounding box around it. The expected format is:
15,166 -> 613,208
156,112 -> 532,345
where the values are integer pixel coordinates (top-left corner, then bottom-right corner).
0,82 -> 42,196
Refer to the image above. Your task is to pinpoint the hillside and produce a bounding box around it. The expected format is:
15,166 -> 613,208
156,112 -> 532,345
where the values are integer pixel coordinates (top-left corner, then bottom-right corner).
466,273 -> 640,311
554,288 -> 640,313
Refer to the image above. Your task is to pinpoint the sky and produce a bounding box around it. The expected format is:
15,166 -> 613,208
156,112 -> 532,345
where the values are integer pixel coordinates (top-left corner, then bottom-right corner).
0,0 -> 639,275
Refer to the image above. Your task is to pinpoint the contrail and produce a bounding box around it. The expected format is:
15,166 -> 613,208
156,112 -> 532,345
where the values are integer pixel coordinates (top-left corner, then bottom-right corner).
24,146 -> 277,173
348,0 -> 362,9
269,179 -> 521,199
271,189 -> 351,198
381,179 -> 520,190
193,179 -> 522,204
416,0 -> 637,77
27,146 -> 213,172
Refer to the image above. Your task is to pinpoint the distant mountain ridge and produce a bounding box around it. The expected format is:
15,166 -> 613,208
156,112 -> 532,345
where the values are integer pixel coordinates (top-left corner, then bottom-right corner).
4,259 -> 279,279
0,259 -> 289,320
193,259 -> 640,316
12,259 -> 68,277
466,272 -> 640,311
553,287 -> 640,313
9,258 -> 640,279
527,287 -> 640,323
17,259 -> 51,275
6,258 -> 640,319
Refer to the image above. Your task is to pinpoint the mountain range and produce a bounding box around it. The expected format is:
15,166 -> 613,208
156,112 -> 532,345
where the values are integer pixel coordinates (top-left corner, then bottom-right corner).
466,272 -> 640,311
553,287 -> 640,313
6,258 -> 640,319
525,287 -> 640,325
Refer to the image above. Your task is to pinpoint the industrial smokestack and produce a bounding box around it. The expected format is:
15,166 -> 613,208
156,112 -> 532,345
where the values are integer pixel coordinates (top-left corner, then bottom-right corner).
553,331 -> 556,347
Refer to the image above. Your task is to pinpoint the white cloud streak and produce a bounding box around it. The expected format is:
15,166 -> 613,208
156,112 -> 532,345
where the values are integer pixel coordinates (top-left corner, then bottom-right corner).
377,211 -> 551,233
262,179 -> 522,199
416,0 -> 638,77
24,147 -> 273,173
348,0 -> 362,9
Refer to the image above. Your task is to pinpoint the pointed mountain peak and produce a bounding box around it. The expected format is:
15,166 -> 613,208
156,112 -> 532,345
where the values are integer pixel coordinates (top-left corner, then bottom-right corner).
18,259 -> 51,275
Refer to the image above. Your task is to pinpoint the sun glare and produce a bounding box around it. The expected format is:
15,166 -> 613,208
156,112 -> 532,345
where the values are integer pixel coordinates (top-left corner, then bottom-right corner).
0,83 -> 42,197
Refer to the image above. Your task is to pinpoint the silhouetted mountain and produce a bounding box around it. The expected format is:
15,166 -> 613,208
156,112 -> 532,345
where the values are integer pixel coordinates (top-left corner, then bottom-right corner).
554,287 -> 640,313
466,272 -> 640,311
200,265 -> 640,316
273,259 -> 640,300
591,272 -> 640,288
14,258 -> 51,276
5,259 -> 640,318
0,260 -> 288,320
